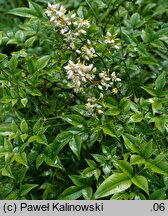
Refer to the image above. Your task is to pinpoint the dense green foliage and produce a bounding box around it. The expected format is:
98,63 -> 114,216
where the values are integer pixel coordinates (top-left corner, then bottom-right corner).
0,0 -> 168,200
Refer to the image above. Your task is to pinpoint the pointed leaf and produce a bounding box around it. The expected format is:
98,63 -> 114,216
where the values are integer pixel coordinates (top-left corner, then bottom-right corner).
140,140 -> 154,158
19,184 -> 38,196
8,8 -> 39,18
61,114 -> 86,129
130,155 -> 145,165
155,72 -> 166,92
9,56 -> 18,72
51,131 -> 73,155
2,166 -> 15,179
145,161 -> 168,175
13,152 -> 28,168
36,56 -> 50,71
69,134 -> 82,160
94,173 -> 132,199
132,175 -> 149,195
36,154 -> 46,169
149,188 -> 166,200
122,134 -> 139,153
117,160 -> 134,178
102,123 -> 118,139
82,186 -> 93,200
20,119 -> 28,133
58,186 -> 82,200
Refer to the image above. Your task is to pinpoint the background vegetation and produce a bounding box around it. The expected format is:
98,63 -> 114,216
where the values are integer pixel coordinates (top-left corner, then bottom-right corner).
0,0 -> 168,200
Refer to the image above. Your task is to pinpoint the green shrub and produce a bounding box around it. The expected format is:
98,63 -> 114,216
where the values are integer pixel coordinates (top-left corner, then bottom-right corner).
0,0 -> 167,200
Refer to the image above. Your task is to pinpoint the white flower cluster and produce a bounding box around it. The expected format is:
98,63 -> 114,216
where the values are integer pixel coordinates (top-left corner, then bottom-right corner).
104,32 -> 120,49
98,71 -> 121,91
46,3 -> 121,116
64,60 -> 96,92
46,3 -> 90,49
86,97 -> 103,115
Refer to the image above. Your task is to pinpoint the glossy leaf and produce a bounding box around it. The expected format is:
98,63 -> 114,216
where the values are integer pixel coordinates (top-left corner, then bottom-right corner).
155,72 -> 166,92
140,140 -> 154,158
117,160 -> 134,178
36,56 -> 50,71
58,186 -> 83,200
61,114 -> 87,129
8,8 -> 39,18
19,184 -> 38,196
102,123 -> 118,139
132,175 -> 149,195
94,173 -> 132,199
122,134 -> 139,153
82,186 -> 93,200
50,131 -> 73,155
145,161 -> 168,175
149,188 -> 166,200
69,134 -> 82,160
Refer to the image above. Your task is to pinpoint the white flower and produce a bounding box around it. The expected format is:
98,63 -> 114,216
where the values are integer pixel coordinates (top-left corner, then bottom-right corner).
107,32 -> 111,37
71,13 -> 76,19
98,85 -> 103,90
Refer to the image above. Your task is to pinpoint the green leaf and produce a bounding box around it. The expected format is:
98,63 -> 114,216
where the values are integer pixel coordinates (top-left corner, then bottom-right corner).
129,13 -> 142,29
9,56 -> 18,72
140,140 -> 154,158
155,72 -> 166,92
82,186 -> 93,200
149,188 -> 166,200
105,107 -> 120,116
141,86 -> 158,96
85,159 -> 97,168
154,115 -> 168,133
72,105 -> 90,117
21,98 -> 28,107
93,173 -> 132,199
69,175 -> 88,187
132,175 -> 149,195
13,152 -> 28,168
11,120 -> 18,133
19,184 -> 38,196
130,155 -> 145,165
14,167 -> 27,184
140,56 -> 159,66
122,134 -> 139,153
28,1 -> 43,18
61,114 -> 87,129
25,36 -> 37,48
27,135 -> 47,145
91,154 -> 105,164
142,26 -> 155,43
82,166 -> 101,180
117,160 -> 134,178
20,119 -> 28,133
58,186 -> 82,200
4,138 -> 13,151
1,165 -> 15,179
45,156 -> 64,170
69,134 -> 82,160
145,161 -> 168,175
15,30 -> 25,43
8,8 -> 39,18
128,113 -> 143,123
36,56 -> 50,71
119,98 -> 130,112
102,123 -> 118,139
50,131 -> 73,155
33,118 -> 42,134
6,189 -> 19,200
36,154 -> 45,169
